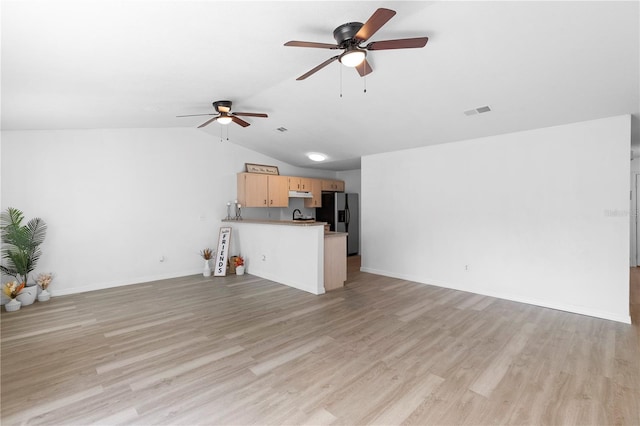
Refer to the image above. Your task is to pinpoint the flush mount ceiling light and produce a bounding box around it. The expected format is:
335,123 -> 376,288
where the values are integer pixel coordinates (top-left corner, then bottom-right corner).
339,46 -> 366,67
307,153 -> 327,162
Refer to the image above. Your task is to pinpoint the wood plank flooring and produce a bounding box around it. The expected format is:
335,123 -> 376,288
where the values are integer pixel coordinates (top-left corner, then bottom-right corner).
1,261 -> 639,425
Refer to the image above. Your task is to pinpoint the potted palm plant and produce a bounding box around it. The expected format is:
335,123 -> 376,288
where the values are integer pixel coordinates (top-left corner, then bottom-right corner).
1,207 -> 47,305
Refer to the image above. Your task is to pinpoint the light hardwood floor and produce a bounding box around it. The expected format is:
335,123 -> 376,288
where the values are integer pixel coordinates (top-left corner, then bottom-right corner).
1,261 -> 639,425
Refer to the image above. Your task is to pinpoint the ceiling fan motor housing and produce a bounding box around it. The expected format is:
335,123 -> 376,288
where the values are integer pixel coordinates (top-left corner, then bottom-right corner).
212,100 -> 232,113
333,22 -> 364,47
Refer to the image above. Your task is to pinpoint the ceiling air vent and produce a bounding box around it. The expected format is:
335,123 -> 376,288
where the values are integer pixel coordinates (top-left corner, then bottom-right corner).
464,105 -> 492,116
276,127 -> 288,133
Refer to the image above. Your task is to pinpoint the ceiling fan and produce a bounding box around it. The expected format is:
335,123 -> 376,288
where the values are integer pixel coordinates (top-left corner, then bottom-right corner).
285,8 -> 429,81
176,100 -> 268,128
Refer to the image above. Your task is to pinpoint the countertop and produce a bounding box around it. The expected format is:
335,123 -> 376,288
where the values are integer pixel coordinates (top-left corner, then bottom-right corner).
222,219 -> 326,227
324,231 -> 348,238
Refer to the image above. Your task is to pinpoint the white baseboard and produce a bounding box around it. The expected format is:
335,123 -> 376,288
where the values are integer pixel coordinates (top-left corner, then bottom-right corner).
360,267 -> 631,324
50,269 -> 202,297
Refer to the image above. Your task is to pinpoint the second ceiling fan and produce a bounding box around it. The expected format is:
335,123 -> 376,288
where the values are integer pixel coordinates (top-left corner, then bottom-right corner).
176,100 -> 268,128
285,8 -> 429,80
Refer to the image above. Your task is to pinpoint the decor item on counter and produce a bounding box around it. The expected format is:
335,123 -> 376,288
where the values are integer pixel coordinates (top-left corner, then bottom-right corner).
201,248 -> 214,277
245,163 -> 279,175
0,207 -> 48,289
37,272 -> 53,302
226,202 -> 233,220
3,281 -> 24,312
234,256 -> 245,276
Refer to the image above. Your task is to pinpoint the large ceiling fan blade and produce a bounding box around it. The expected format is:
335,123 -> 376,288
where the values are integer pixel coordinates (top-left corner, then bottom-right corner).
197,117 -> 219,128
366,37 -> 429,50
296,55 -> 339,80
355,59 -> 373,77
354,8 -> 396,42
231,116 -> 251,127
285,41 -> 339,49
176,113 -> 216,118
233,112 -> 268,118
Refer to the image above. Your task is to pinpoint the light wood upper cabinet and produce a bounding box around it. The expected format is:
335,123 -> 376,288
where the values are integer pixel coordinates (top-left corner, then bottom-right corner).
268,175 -> 289,207
321,179 -> 345,192
237,173 -> 289,208
304,178 -> 323,208
288,176 -> 313,191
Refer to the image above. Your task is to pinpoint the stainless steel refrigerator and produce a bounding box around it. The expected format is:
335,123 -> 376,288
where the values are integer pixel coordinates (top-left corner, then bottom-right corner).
316,192 -> 359,256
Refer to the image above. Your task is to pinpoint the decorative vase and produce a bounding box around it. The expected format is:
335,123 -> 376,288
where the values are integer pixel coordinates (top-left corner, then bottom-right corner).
236,265 -> 245,276
38,288 -> 51,302
203,259 -> 212,277
16,284 -> 38,306
5,298 -> 21,312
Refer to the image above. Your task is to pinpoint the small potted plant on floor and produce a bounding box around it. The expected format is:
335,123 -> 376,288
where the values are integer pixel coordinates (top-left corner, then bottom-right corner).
234,256 -> 245,275
201,248 -> 214,277
36,273 -> 53,302
3,281 -> 25,312
0,207 -> 47,306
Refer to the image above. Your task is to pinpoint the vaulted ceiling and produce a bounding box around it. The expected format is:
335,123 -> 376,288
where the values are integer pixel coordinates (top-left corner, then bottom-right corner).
2,1 -> 638,170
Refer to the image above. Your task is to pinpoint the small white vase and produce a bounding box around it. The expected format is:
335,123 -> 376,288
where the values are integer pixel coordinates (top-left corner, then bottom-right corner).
5,298 -> 21,312
203,259 -> 212,277
236,265 -> 245,276
38,288 -> 51,302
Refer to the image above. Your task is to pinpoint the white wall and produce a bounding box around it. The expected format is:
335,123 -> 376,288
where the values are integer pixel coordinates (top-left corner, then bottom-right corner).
631,150 -> 639,266
362,115 -> 631,323
0,128 -> 334,295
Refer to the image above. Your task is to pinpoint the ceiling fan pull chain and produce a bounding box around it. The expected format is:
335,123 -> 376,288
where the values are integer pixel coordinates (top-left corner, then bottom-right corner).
339,64 -> 343,98
364,74 -> 367,93
220,125 -> 223,142
226,125 -> 229,141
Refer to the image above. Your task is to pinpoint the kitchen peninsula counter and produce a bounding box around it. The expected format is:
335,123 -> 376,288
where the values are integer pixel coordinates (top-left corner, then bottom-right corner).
222,219 -> 347,294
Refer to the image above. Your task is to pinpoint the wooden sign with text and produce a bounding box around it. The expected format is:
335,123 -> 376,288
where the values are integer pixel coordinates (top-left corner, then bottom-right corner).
214,227 -> 231,276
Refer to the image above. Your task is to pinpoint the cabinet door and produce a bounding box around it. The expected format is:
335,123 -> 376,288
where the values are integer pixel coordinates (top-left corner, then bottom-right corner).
321,179 -> 345,192
240,173 -> 269,207
299,177 -> 313,191
304,178 -> 323,208
288,177 -> 301,191
268,175 -> 289,207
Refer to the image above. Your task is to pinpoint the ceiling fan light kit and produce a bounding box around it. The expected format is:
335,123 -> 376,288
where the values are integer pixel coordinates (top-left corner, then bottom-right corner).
339,47 -> 366,67
217,115 -> 233,125
285,8 -> 429,80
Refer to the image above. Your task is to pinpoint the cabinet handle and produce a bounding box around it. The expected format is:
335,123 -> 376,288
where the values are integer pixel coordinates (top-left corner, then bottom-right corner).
264,199 -> 267,205
270,200 -> 273,205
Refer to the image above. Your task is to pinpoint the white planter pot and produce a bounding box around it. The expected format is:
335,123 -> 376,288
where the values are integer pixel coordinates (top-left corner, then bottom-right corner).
16,285 -> 38,306
5,298 -> 21,312
236,265 -> 245,276
203,260 -> 212,277
38,288 -> 51,302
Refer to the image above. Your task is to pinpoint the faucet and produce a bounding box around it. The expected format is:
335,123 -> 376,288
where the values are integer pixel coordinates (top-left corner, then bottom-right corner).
293,209 -> 302,220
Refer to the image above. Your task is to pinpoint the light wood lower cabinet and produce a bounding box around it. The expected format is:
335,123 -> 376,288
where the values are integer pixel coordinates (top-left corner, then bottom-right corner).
324,233 -> 347,291
237,173 -> 289,207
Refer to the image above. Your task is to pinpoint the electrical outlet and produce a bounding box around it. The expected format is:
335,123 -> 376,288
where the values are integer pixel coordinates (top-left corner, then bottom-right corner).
160,256 -> 165,263
262,255 -> 266,261
465,264 -> 469,271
